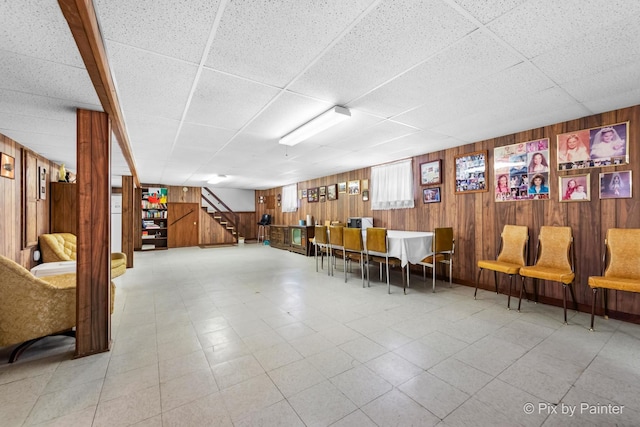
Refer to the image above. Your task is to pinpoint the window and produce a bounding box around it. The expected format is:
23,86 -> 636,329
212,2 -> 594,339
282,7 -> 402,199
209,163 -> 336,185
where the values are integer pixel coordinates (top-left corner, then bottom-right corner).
281,183 -> 298,212
371,159 -> 415,210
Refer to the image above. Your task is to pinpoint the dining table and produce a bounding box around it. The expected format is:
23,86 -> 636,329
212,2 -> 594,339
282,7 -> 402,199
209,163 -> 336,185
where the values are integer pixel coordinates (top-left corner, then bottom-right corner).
363,229 -> 434,266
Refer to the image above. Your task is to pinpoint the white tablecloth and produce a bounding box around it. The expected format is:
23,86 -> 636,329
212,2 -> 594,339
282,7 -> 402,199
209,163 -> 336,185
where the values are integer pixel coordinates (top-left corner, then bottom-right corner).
366,230 -> 434,267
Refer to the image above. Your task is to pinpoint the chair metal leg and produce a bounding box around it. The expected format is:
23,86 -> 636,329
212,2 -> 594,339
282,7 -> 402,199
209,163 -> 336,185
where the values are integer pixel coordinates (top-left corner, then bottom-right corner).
603,288 -> 609,319
568,282 -> 578,311
562,284 -> 568,324
494,271 -> 499,294
518,276 -> 526,312
386,259 -> 391,294
474,268 -> 482,299
432,262 -> 436,293
590,288 -> 597,331
507,274 -> 514,310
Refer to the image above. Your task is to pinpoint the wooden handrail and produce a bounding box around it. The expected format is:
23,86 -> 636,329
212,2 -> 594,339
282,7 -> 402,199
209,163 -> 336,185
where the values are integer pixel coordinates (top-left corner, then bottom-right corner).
202,188 -> 239,231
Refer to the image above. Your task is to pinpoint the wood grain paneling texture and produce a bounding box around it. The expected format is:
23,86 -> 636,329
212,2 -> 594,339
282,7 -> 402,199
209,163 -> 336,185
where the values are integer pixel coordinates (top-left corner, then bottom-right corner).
50,182 -> 77,234
256,106 -> 640,321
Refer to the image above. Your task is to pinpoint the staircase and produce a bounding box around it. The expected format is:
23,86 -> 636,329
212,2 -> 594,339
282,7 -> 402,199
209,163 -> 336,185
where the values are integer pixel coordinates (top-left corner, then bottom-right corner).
202,187 -> 242,243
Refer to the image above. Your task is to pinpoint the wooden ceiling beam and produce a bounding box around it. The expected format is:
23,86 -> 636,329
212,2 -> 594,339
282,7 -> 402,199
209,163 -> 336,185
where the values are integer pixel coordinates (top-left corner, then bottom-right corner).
58,0 -> 140,187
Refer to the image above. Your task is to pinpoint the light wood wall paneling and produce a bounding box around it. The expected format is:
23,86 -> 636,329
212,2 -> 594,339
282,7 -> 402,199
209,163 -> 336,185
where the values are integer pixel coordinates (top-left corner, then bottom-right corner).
75,109 -> 111,358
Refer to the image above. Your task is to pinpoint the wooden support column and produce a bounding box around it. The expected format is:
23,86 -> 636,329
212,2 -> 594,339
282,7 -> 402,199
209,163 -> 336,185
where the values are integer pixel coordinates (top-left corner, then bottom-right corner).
75,108 -> 111,358
122,175 -> 134,268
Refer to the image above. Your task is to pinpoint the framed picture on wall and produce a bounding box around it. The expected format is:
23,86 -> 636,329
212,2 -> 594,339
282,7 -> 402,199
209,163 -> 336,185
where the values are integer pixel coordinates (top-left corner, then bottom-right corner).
559,173 -> 590,202
327,184 -> 338,201
455,150 -> 487,194
302,189 -> 307,199
420,159 -> 441,185
423,187 -> 441,203
1,153 -> 15,179
348,180 -> 360,195
557,122 -> 629,170
307,187 -> 319,203
362,190 -> 369,201
38,167 -> 47,200
319,186 -> 326,196
338,182 -> 347,193
599,171 -> 632,199
494,138 -> 550,202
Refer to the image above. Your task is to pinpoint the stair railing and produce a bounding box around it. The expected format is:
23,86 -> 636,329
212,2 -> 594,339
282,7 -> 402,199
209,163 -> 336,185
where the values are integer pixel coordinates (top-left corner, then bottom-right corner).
202,187 -> 239,237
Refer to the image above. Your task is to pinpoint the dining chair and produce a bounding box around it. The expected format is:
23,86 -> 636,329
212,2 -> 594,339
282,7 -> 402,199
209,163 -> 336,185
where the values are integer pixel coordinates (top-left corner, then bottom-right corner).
366,227 -> 405,294
588,228 -> 640,331
475,225 -> 528,309
418,227 -> 454,293
518,226 -> 577,324
328,225 -> 345,276
343,227 -> 366,286
311,225 -> 330,275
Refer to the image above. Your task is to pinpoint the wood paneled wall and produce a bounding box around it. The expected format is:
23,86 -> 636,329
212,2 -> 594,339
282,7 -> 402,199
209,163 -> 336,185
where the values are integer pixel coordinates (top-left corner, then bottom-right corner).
256,105 -> 640,321
0,134 -> 59,268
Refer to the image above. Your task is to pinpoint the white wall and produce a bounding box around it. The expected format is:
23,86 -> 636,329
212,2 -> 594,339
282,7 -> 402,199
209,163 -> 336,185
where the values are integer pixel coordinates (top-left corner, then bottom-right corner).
111,193 -> 122,252
203,187 -> 255,212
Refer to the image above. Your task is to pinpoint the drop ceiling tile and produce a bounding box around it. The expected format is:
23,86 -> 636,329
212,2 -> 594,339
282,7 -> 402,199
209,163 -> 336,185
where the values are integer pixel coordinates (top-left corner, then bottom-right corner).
206,0 -> 376,87
95,0 -> 221,63
487,0 -> 640,59
325,120 -> 420,150
124,113 -> 181,154
185,68 -> 280,129
107,42 -> 198,121
174,123 -> 236,152
290,0 -> 477,103
560,61 -> 640,105
451,0 -> 529,24
0,112 -> 75,139
0,51 -> 99,104
532,17 -> 640,84
0,1 -> 84,67
245,92 -> 334,139
293,109 -> 385,147
350,30 -> 523,117
583,87 -> 640,115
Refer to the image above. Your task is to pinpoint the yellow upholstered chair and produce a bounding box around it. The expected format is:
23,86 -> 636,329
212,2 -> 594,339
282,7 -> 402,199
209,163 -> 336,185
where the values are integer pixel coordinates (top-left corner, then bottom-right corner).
418,227 -> 454,293
588,228 -> 640,331
328,225 -> 345,276
0,255 -> 117,362
366,227 -> 405,294
343,227 -> 366,286
475,225 -> 528,309
518,226 -> 577,323
39,233 -> 126,278
311,225 -> 330,274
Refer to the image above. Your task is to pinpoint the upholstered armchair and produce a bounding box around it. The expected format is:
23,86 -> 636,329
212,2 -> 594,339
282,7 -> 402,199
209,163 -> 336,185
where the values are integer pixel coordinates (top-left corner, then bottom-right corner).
39,233 -> 126,278
0,255 -> 116,362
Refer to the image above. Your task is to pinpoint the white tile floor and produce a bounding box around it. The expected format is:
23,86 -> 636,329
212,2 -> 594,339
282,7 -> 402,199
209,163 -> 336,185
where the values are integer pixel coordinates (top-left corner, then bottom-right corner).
1,244 -> 639,426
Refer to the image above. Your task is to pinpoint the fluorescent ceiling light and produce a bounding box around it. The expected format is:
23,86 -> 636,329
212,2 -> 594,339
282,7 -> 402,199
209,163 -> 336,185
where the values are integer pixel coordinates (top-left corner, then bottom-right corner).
279,106 -> 351,146
207,174 -> 227,184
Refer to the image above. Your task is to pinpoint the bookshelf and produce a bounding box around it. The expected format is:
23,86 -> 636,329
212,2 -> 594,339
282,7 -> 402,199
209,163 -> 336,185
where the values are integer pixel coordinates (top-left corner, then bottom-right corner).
141,187 -> 168,251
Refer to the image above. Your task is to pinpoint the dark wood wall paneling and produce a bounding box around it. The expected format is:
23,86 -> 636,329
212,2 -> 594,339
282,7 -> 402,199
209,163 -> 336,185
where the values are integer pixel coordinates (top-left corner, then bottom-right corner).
0,134 -> 59,268
256,106 -> 640,321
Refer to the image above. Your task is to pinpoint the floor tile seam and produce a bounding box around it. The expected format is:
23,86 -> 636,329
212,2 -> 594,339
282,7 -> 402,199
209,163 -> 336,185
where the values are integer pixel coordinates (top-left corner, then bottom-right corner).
392,383 -> 461,422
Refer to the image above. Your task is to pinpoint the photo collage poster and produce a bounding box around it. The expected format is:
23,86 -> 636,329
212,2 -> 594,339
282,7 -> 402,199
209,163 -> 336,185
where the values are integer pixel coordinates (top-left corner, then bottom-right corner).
494,138 -> 550,202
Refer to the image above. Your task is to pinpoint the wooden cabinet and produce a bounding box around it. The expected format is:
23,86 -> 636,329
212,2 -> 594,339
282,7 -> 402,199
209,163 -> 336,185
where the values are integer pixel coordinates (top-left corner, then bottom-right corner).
269,225 -> 314,256
50,182 -> 76,235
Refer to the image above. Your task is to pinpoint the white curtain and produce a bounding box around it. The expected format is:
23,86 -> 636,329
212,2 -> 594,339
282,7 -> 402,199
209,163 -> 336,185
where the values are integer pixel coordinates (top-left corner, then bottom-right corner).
371,159 -> 415,210
281,183 -> 298,213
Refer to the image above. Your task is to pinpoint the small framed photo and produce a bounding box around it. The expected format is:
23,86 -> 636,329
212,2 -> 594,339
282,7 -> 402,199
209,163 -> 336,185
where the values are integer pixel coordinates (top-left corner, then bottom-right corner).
319,186 -> 326,196
338,182 -> 347,193
559,173 -> 590,202
319,194 -> 326,203
599,171 -> 632,199
1,153 -> 15,179
348,180 -> 360,195
302,189 -> 307,199
307,187 -> 319,203
362,190 -> 369,201
420,159 -> 441,185
327,184 -> 338,201
455,150 -> 487,194
38,167 -> 47,200
423,187 -> 441,203
258,195 -> 265,203
361,179 -> 369,191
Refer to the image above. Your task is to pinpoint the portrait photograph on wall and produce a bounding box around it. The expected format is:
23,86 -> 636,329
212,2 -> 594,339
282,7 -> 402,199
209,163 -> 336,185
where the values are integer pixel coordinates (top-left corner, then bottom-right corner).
338,182 -> 347,193
599,171 -> 632,199
307,187 -> 319,202
423,187 -> 441,203
455,150 -> 487,194
494,139 -> 550,201
327,184 -> 337,201
559,174 -> 590,202
348,180 -> 360,195
557,122 -> 629,171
